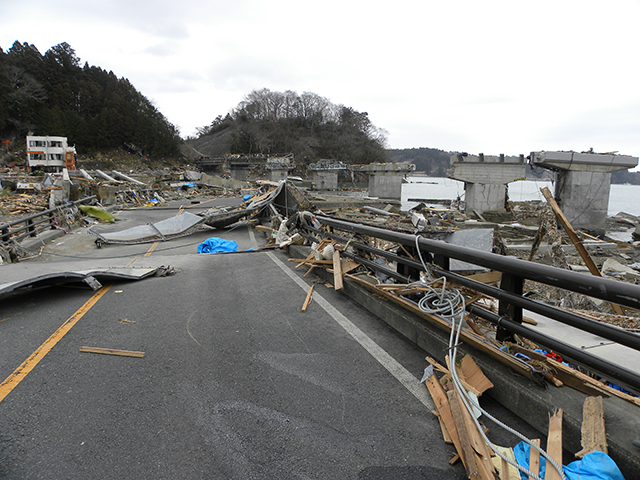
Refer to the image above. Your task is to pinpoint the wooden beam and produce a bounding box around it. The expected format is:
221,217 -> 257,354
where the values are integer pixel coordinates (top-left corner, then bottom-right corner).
541,187 -> 624,315
576,396 -> 608,458
79,346 -> 145,358
424,370 -> 464,468
301,285 -> 314,312
332,249 -> 344,291
546,409 -> 564,480
447,390 -> 481,479
529,439 -> 541,480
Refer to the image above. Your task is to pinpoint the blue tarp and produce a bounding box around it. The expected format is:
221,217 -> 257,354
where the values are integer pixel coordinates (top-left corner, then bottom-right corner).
514,442 -> 625,480
197,237 -> 239,254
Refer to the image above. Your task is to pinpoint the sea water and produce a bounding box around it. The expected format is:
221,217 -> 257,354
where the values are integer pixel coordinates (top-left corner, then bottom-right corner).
401,177 -> 640,217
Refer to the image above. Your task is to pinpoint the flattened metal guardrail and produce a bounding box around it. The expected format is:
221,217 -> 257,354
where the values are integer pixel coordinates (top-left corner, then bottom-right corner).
0,196 -> 96,244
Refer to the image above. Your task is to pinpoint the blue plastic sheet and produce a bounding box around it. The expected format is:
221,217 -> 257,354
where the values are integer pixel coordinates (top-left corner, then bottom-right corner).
513,442 -> 625,480
197,237 -> 239,254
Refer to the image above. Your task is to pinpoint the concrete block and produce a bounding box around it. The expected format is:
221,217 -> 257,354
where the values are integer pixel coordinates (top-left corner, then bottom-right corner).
531,151 -> 638,173
368,174 -> 404,199
554,170 -> 610,236
448,162 -> 526,184
465,183 -> 507,213
312,171 -> 339,190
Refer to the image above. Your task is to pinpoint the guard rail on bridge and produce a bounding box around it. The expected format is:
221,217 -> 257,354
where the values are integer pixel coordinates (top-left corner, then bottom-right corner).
0,196 -> 96,244
299,212 -> 640,393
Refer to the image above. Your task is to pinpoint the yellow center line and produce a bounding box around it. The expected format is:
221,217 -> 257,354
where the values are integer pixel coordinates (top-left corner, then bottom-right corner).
144,242 -> 159,257
126,256 -> 139,266
185,198 -> 216,209
0,284 -> 112,404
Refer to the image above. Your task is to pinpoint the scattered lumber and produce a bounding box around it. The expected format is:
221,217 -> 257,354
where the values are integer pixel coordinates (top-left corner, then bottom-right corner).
79,346 -> 145,358
576,396 -> 607,458
347,274 -> 544,385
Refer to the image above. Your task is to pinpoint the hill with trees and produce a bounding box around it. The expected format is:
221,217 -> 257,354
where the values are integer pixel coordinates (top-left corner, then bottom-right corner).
0,41 -> 180,158
188,88 -> 389,165
386,147 -> 451,175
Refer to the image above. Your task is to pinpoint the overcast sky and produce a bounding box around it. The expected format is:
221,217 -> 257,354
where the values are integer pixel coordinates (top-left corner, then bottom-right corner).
3,0 -> 640,160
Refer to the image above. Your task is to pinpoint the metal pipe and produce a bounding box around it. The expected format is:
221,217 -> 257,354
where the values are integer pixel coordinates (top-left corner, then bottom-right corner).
302,213 -> 640,310
299,224 -> 640,392
468,304 -> 640,393
300,218 -> 640,351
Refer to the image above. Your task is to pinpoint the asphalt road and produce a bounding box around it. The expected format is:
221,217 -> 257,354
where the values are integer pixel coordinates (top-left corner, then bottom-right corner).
0,200 -> 538,479
0,201 -> 462,479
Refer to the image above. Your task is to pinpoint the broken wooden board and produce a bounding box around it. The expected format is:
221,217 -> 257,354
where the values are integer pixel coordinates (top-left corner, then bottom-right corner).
529,439 -> 541,480
301,284 -> 314,312
79,346 -> 145,358
576,396 -> 607,458
459,354 -> 494,396
424,368 -> 464,470
546,409 -> 563,480
541,187 -> 624,316
332,249 -> 344,291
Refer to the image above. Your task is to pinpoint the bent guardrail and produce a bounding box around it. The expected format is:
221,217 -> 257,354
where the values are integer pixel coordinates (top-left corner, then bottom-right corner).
0,195 -> 96,244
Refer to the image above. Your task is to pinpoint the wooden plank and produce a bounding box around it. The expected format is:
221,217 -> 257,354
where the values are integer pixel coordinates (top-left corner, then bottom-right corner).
79,346 -> 145,358
576,396 -> 607,458
529,439 -> 541,480
332,249 -> 344,291
424,371 -> 464,468
447,390 -> 480,479
546,409 -> 564,480
432,410 -> 453,444
301,284 -> 314,312
459,354 -> 494,396
452,389 -> 496,479
463,271 -> 502,285
541,187 -> 624,315
501,457 -> 510,480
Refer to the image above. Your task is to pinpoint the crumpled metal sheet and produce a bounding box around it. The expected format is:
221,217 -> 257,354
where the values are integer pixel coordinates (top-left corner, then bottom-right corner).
0,266 -> 164,299
90,212 -> 205,245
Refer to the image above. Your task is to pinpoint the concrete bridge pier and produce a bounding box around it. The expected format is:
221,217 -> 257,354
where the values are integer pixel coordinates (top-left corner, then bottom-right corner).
360,162 -> 415,200
268,166 -> 291,183
531,151 -> 639,236
228,161 -> 252,181
311,170 -> 338,190
448,153 -> 526,214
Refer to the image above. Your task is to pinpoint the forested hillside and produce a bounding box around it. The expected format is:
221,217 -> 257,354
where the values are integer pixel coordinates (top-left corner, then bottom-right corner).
0,41 -> 180,157
189,89 -> 389,165
387,147 -> 451,175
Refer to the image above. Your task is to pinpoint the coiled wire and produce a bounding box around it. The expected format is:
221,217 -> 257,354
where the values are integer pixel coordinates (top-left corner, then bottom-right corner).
413,235 -> 565,480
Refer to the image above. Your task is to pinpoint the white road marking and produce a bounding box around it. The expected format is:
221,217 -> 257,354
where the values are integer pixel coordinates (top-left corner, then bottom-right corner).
267,252 -> 434,410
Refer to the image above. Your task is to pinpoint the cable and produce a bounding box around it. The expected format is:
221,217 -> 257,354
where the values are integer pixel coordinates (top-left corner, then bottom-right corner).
413,236 -> 566,480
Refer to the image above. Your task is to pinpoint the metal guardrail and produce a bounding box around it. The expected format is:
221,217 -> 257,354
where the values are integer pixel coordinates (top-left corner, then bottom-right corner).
0,196 -> 96,244
300,212 -> 640,392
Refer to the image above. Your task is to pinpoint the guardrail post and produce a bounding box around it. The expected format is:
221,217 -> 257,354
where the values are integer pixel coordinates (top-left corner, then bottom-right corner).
49,211 -> 56,230
27,218 -> 36,237
433,253 -> 450,271
497,272 -> 523,342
